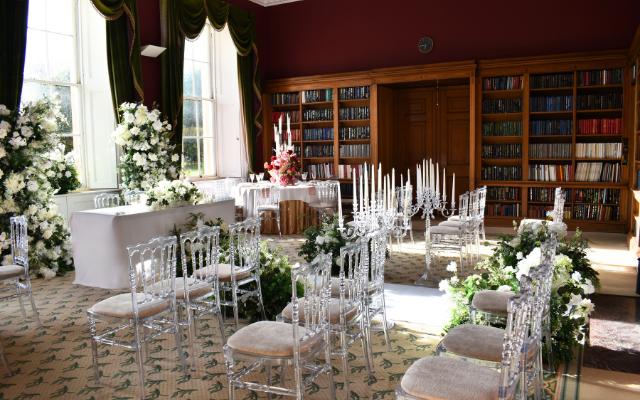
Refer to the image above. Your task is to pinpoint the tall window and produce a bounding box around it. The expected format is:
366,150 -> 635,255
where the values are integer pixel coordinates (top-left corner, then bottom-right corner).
183,25 -> 243,178
21,0 -> 117,189
22,0 -> 79,154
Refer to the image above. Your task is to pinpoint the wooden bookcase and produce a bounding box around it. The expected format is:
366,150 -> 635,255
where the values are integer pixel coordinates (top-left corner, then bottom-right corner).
627,29 -> 640,251
477,53 -> 629,232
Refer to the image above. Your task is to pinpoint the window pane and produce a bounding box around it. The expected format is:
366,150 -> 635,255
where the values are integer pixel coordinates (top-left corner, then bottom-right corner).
182,138 -> 199,176
183,99 -> 202,138
46,0 -> 74,35
201,137 -> 215,176
24,29 -> 48,80
28,0 -> 46,30
47,32 -> 74,82
183,59 -> 194,97
60,135 -> 74,152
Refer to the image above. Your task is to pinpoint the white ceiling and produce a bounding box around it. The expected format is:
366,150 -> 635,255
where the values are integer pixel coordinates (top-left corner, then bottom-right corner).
248,0 -> 302,6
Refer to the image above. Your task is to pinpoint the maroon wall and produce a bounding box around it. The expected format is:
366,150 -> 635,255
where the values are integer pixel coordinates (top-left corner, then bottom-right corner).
261,0 -> 640,79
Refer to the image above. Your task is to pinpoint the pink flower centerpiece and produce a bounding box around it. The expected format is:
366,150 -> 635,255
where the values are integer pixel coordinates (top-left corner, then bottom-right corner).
264,148 -> 301,186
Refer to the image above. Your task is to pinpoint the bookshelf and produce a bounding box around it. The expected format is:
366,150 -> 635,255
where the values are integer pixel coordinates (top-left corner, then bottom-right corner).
477,58 -> 628,232
264,85 -> 376,199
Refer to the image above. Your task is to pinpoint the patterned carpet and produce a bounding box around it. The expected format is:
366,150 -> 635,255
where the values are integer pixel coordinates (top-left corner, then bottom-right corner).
0,237 -> 562,400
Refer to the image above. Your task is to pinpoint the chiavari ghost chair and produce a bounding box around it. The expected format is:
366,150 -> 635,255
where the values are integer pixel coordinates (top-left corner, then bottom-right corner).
255,185 -> 282,236
391,185 -> 415,247
94,192 -> 122,208
364,229 -> 392,352
428,192 -> 472,269
223,254 -> 335,400
86,235 -> 187,400
306,180 -> 339,227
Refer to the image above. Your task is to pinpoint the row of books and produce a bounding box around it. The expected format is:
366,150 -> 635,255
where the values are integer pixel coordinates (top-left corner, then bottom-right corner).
482,144 -> 522,159
337,164 -> 363,179
487,186 -> 520,201
339,126 -> 370,140
529,206 -> 572,220
292,144 -> 301,155
482,121 -> 522,136
272,111 -> 300,123
481,166 -> 522,181
530,73 -> 573,89
575,162 -> 621,182
339,107 -> 369,120
339,86 -> 369,100
529,143 -> 572,159
486,203 -> 520,217
577,68 -> 623,86
303,108 -> 333,122
573,204 -> 620,221
302,89 -> 332,103
304,144 -> 333,158
574,188 -> 620,204
303,128 -> 333,141
528,187 -> 571,203
575,142 -> 622,159
528,164 -> 573,182
482,98 -> 522,114
576,93 -> 622,110
530,119 -> 572,136
339,144 -> 370,158
530,95 -> 572,112
272,92 -> 299,105
306,163 -> 333,179
340,183 -> 353,198
483,76 -> 523,91
288,129 -> 301,142
577,118 -> 623,135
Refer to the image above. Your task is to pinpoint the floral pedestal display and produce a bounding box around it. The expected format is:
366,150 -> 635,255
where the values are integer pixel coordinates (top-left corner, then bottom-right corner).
0,100 -> 74,277
112,103 -> 180,191
146,180 -> 203,210
264,148 -> 301,186
440,221 -> 598,364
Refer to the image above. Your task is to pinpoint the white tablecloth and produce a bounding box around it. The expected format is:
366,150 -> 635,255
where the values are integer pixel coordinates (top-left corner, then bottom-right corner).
236,182 -> 318,217
70,200 -> 235,289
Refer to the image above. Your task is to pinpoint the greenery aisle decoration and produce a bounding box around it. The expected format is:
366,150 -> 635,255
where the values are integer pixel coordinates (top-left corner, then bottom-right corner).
113,102 -> 180,191
174,214 -> 298,321
440,221 -> 598,363
298,215 -> 347,276
0,100 -> 74,277
46,143 -> 81,194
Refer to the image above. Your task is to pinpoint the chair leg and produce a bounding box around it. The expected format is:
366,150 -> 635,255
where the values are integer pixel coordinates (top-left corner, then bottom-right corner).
24,280 -> 41,326
88,317 -> 100,382
184,302 -> 197,371
359,319 -> 374,377
172,306 -> 188,372
255,276 -> 267,322
275,210 -> 282,236
231,283 -> 240,330
325,329 -> 336,400
266,360 -> 273,400
380,294 -> 392,352
16,284 -> 27,320
133,323 -> 146,399
340,330 -> 350,397
215,306 -> 226,343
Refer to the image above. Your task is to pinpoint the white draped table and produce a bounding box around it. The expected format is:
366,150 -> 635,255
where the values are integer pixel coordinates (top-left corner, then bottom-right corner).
70,200 -> 235,289
235,182 -> 318,217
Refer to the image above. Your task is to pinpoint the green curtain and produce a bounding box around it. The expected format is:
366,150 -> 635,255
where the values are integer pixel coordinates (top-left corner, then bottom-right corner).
161,0 -> 263,170
0,0 -> 29,111
90,0 -> 144,122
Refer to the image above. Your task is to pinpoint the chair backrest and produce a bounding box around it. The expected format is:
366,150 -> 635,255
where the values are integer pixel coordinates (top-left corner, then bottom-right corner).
366,229 -> 387,293
458,192 -> 470,220
123,190 -> 144,205
313,180 -> 339,207
180,225 -> 221,290
95,193 -> 121,208
126,235 -> 178,318
290,253 -> 332,344
337,240 -> 369,312
498,283 -> 533,400
228,217 -> 261,275
477,186 -> 487,218
9,215 -> 28,272
255,185 -> 280,208
395,184 -> 413,216
552,187 -> 565,223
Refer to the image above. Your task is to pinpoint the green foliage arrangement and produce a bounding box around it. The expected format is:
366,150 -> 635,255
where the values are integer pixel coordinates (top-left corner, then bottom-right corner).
46,143 -> 81,195
298,214 -> 347,276
440,220 -> 599,364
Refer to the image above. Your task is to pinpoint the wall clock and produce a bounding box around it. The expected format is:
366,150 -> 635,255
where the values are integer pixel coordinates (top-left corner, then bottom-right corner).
418,36 -> 434,54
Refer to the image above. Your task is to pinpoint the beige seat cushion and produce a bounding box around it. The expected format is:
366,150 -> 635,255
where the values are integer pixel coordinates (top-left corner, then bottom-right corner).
0,264 -> 24,280
281,297 -> 358,324
441,324 -> 505,363
226,321 -> 317,357
194,263 -> 252,282
400,356 -> 500,400
438,220 -> 469,228
149,278 -> 211,300
89,293 -> 169,319
430,225 -> 460,235
472,290 -> 514,315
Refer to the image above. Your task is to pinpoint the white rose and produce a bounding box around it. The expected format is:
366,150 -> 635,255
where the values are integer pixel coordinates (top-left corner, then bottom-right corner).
446,261 -> 457,273
171,154 -> 180,162
438,279 -> 451,293
497,285 -> 513,292
148,153 -> 158,162
40,267 -> 56,280
0,104 -> 10,116
26,180 -> 38,192
123,112 -> 135,123
152,120 -> 163,131
571,271 -> 582,283
65,171 -> 71,178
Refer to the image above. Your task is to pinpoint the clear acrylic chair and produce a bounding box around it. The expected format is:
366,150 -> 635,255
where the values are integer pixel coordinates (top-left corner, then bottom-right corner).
280,240 -> 373,397
94,192 -> 122,208
397,288 -> 532,400
218,217 -> 266,329
178,225 -> 226,370
123,190 -> 145,205
439,189 -> 482,262
255,185 -> 281,235
0,216 -> 40,325
86,235 -> 187,400
224,253 -> 335,400
306,180 -> 339,227
429,192 -> 472,268
391,185 -> 414,246
365,229 -> 392,352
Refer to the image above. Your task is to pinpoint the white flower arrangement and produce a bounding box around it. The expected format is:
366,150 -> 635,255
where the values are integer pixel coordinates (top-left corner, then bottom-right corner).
0,100 -> 74,277
145,179 -> 203,210
113,103 -> 180,191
